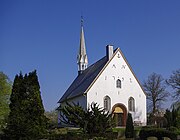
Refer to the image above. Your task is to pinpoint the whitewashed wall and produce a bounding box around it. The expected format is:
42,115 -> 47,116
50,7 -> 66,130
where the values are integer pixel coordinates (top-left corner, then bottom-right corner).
87,50 -> 147,125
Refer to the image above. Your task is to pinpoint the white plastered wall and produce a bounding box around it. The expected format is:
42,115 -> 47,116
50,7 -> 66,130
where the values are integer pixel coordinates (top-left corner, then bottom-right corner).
86,50 -> 146,125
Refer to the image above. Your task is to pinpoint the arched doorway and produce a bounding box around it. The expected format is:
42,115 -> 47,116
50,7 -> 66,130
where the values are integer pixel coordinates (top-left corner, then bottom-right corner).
112,103 -> 127,126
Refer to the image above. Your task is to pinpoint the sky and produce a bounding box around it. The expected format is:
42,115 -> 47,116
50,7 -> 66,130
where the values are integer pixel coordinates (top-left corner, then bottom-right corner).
1,0 -> 180,111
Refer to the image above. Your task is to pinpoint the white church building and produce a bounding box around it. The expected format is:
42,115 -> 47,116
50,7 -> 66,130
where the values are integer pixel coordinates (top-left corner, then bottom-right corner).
58,21 -> 146,126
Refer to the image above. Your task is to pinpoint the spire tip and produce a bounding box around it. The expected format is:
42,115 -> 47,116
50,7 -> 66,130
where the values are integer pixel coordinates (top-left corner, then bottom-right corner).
81,16 -> 83,27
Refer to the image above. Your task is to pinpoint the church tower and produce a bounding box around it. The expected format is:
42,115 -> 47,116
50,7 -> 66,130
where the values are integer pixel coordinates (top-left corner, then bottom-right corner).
77,17 -> 88,74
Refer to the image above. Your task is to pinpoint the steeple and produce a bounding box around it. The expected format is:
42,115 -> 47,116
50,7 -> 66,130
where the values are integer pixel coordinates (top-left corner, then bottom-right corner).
77,17 -> 88,74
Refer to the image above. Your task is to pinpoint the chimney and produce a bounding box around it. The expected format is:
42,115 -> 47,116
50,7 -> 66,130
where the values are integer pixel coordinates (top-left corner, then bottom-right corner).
106,45 -> 113,60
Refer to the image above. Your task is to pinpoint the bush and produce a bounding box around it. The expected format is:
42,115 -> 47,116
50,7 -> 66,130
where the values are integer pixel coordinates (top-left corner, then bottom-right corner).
139,127 -> 177,140
42,132 -> 118,140
59,102 -> 113,135
125,113 -> 134,138
41,127 -> 118,140
168,126 -> 180,135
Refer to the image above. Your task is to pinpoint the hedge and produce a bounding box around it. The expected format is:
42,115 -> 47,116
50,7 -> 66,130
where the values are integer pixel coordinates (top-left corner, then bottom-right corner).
139,127 -> 177,140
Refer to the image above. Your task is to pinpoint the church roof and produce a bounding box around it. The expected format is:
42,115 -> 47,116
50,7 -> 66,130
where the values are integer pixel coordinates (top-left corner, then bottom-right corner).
58,47 -> 146,103
58,56 -> 108,103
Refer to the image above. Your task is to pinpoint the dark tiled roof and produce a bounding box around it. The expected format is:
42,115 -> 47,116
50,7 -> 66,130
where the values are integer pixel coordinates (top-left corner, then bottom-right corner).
58,56 -> 108,103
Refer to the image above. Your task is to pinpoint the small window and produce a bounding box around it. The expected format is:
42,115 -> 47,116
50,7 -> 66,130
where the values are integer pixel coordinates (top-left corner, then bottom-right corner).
128,97 -> 135,112
116,79 -> 121,88
104,96 -> 111,111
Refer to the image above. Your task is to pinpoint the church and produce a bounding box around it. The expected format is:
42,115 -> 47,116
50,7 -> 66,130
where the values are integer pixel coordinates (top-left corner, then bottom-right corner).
58,21 -> 147,126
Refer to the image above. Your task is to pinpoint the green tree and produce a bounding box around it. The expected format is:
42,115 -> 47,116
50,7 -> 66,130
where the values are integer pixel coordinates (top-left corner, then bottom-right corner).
171,106 -> 180,128
59,102 -> 113,135
0,72 -> 11,132
24,71 -> 48,136
45,109 -> 58,129
125,113 -> 134,138
164,107 -> 180,129
4,71 -> 48,139
164,109 -> 172,128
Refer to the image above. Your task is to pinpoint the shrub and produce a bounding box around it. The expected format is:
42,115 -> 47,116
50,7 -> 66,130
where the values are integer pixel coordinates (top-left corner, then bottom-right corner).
59,102 -> 113,135
139,127 -> 177,140
125,113 -> 134,138
42,131 -> 118,140
169,126 -> 180,135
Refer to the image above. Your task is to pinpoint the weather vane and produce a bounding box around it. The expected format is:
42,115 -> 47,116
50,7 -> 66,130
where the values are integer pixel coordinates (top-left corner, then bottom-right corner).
81,15 -> 84,27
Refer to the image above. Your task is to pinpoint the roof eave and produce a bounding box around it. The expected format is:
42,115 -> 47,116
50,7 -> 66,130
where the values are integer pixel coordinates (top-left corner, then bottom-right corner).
58,92 -> 86,104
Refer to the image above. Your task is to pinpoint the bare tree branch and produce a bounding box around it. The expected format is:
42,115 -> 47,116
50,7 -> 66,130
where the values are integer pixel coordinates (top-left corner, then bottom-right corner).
143,73 -> 169,113
166,69 -> 180,102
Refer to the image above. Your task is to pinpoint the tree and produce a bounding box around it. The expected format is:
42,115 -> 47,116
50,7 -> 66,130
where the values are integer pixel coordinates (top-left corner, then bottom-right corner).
4,71 -> 48,139
166,69 -> 180,103
125,113 -> 134,138
0,72 -> 11,132
164,107 -> 180,129
143,73 -> 169,113
171,106 -> 180,128
59,102 -> 113,135
164,109 -> 172,128
45,109 -> 58,129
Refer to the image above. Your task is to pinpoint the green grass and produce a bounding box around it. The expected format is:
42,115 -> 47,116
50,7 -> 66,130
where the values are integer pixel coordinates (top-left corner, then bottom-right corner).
112,127 -> 125,132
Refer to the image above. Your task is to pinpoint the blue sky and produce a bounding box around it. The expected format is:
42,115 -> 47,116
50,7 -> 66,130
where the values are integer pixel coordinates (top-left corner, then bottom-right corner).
1,0 -> 180,111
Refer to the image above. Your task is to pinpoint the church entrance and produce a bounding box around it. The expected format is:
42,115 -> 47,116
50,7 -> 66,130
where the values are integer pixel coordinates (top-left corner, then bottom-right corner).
112,103 -> 127,126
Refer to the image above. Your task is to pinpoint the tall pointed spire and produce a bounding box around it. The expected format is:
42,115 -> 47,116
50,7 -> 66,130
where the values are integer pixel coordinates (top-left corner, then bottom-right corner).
77,16 -> 88,74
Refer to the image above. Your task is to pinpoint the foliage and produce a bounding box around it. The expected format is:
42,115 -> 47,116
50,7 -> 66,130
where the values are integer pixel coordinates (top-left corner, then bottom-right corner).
59,102 -> 113,135
164,107 -> 180,129
43,133 -> 117,140
143,73 -> 169,113
172,106 -> 180,128
169,126 -> 180,135
45,109 -> 58,129
164,109 -> 172,128
166,69 -> 180,102
41,127 -> 118,140
0,72 -> 11,132
139,127 -> 178,140
125,113 -> 134,138
4,70 -> 48,139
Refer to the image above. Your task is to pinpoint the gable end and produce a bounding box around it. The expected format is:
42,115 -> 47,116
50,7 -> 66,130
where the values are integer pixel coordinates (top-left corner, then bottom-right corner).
85,48 -> 146,96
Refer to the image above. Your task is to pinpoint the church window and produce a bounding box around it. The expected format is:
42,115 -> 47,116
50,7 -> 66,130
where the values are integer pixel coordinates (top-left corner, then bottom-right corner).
116,79 -> 121,88
128,97 -> 135,112
104,96 -> 111,111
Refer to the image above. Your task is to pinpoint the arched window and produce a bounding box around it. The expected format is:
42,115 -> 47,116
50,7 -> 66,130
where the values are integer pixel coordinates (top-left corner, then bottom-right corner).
116,79 -> 121,88
128,97 -> 135,112
104,96 -> 111,111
